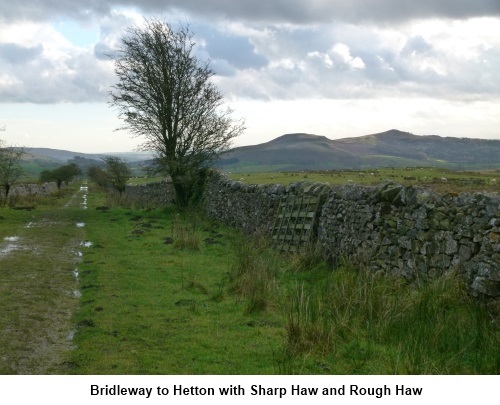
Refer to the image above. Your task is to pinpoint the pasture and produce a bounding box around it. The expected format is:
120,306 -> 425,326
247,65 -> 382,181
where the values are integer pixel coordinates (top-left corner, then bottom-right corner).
227,167 -> 500,194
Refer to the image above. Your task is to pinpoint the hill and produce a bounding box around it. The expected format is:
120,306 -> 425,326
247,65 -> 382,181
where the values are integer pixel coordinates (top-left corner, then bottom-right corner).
17,148 -> 154,179
218,130 -> 500,172
21,148 -> 153,163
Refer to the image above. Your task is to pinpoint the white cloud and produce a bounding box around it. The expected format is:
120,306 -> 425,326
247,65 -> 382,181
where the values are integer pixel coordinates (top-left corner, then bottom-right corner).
330,43 -> 365,69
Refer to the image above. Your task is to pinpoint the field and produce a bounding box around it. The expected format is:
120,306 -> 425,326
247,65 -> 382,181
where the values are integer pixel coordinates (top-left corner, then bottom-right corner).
0,181 -> 499,374
227,167 -> 500,194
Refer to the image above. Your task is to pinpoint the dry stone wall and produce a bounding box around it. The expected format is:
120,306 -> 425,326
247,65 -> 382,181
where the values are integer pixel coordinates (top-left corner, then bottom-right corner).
203,171 -> 500,301
124,180 -> 176,208
318,182 -> 500,299
204,171 -> 332,233
8,182 -> 58,197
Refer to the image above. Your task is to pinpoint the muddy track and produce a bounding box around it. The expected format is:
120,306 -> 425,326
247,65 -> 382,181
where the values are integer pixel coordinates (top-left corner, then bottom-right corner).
0,184 -> 89,374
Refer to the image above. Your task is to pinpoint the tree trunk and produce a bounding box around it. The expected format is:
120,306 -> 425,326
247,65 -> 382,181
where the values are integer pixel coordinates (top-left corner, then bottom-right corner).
171,174 -> 191,207
170,168 -> 208,207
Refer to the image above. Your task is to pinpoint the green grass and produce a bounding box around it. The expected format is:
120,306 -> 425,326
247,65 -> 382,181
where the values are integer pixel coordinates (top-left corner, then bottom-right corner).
69,194 -> 284,374
1,182 -> 499,374
126,176 -> 166,185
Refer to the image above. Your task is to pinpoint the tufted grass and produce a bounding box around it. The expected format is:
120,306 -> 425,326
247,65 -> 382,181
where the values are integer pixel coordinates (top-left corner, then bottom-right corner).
278,261 -> 500,374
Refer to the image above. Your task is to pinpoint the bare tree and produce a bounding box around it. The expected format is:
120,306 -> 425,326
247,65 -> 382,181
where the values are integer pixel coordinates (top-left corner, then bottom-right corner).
0,146 -> 24,200
102,156 -> 131,195
110,18 -> 244,206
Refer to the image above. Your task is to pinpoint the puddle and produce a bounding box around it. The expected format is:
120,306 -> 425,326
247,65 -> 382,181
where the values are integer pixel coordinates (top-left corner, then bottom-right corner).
73,268 -> 79,279
75,251 -> 83,257
0,244 -> 20,256
0,236 -> 23,257
76,222 -> 86,228
80,241 -> 93,248
72,290 -> 82,298
25,222 -> 35,228
67,329 -> 76,340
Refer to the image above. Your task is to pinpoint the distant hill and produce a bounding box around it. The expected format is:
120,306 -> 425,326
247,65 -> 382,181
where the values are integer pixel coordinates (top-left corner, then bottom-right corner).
218,130 -> 500,172
17,148 -> 154,179
21,148 -> 153,163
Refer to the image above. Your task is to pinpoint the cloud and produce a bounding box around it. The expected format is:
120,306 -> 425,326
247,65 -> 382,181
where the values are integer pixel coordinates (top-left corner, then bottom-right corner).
0,43 -> 44,64
1,4 -> 499,105
2,0 -> 499,24
0,22 -> 115,103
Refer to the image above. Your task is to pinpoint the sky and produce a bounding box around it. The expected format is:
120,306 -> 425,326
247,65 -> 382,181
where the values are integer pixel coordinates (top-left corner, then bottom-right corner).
1,1 -> 499,153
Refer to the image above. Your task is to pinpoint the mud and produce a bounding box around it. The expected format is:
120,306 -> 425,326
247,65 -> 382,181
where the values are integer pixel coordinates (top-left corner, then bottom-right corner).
0,181 -> 92,374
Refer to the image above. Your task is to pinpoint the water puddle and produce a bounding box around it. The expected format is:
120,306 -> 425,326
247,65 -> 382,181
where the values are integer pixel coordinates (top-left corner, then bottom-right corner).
25,222 -> 35,228
76,222 -> 86,228
67,329 -> 76,340
72,290 -> 82,298
73,268 -> 79,279
80,241 -> 93,248
0,236 -> 23,257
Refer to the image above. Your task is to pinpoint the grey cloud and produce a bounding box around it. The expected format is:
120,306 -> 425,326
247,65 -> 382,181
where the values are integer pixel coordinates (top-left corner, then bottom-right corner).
0,43 -> 44,64
402,36 -> 433,56
93,42 -> 114,60
0,1 -> 111,22
2,0 -> 499,24
152,0 -> 500,23
103,0 -> 500,23
204,33 -> 267,71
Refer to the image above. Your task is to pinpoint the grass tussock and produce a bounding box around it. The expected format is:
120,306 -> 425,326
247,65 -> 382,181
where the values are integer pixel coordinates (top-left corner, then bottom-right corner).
283,263 -> 500,374
229,235 -> 281,314
171,212 -> 202,251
